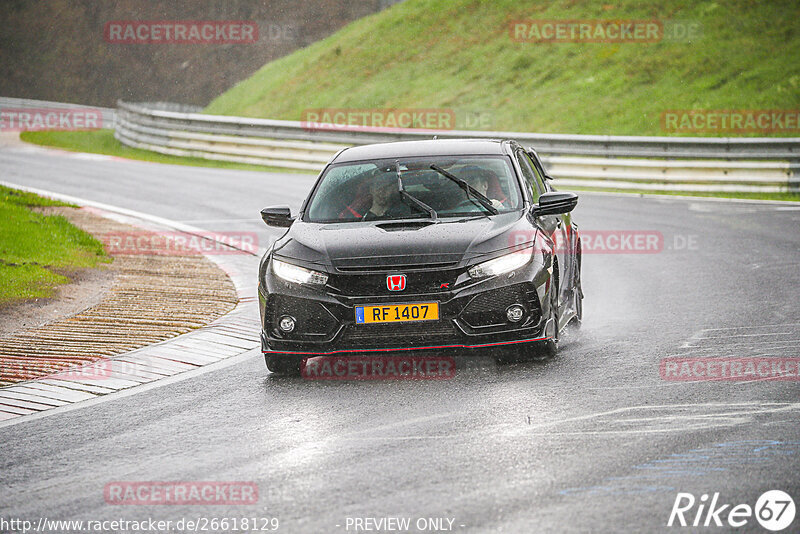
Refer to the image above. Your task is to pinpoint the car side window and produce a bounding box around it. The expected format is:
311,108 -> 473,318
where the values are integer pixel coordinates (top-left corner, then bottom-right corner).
515,150 -> 540,203
524,153 -> 548,195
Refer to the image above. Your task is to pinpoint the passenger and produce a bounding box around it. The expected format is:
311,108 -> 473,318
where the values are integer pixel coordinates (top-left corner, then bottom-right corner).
460,166 -> 506,209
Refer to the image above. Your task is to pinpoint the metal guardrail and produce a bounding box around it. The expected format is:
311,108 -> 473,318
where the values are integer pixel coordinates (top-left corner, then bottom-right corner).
114,100 -> 799,192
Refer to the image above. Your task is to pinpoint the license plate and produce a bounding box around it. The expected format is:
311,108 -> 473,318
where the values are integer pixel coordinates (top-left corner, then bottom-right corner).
355,302 -> 439,324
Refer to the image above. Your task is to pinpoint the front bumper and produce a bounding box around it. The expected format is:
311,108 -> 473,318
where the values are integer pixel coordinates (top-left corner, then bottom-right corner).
259,258 -> 554,356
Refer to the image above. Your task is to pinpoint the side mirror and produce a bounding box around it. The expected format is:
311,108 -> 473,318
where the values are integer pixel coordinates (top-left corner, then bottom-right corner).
532,192 -> 578,216
261,205 -> 294,227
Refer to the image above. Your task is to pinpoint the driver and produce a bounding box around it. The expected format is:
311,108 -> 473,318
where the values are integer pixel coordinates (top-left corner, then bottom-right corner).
460,166 -> 506,209
362,173 -> 403,220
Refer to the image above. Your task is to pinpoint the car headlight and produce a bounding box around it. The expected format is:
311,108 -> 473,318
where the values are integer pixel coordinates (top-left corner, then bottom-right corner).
468,246 -> 534,279
272,258 -> 328,286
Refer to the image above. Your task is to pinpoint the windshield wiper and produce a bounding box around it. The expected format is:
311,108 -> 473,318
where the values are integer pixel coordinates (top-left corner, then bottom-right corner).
429,164 -> 498,215
396,161 -> 437,220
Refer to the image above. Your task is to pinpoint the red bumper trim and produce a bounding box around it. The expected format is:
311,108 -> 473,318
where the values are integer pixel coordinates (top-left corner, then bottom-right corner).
263,336 -> 550,355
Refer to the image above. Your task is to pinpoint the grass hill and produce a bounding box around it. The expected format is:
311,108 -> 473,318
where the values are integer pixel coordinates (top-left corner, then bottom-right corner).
205,0 -> 800,136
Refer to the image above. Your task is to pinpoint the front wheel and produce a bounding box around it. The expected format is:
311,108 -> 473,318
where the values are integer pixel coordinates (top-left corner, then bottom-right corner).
566,247 -> 583,332
537,278 -> 560,357
497,279 -> 560,363
265,354 -> 303,376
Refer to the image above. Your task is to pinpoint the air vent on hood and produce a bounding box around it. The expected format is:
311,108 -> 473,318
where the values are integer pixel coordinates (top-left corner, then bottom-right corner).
375,221 -> 437,232
333,253 -> 461,272
336,261 -> 459,273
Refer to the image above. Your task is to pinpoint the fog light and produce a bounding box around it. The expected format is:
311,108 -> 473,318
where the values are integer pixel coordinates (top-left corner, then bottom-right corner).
506,305 -> 525,323
278,315 -> 296,332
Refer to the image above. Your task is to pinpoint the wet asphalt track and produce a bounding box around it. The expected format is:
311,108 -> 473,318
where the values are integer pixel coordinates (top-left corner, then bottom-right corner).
1,142 -> 799,533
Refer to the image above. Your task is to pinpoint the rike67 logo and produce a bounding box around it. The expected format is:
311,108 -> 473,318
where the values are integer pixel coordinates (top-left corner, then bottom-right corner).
668,490 -> 795,531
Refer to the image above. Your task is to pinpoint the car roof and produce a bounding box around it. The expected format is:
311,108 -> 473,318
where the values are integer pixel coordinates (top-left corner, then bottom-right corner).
331,139 -> 512,164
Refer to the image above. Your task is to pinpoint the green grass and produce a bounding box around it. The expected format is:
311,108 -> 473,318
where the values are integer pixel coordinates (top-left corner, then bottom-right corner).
0,185 -> 110,307
19,130 -> 312,174
206,0 -> 800,137
1,186 -> 74,209
567,186 -> 800,202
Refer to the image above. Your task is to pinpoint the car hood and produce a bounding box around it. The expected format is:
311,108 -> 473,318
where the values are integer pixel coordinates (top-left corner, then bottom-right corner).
272,212 -> 538,270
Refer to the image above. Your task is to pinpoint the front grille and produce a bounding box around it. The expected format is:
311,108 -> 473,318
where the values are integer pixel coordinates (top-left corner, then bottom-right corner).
461,284 -> 540,328
338,320 -> 458,348
328,269 -> 460,296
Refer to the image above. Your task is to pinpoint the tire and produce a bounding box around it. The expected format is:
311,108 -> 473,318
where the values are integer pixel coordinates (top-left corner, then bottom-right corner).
497,270 -> 559,363
265,354 -> 303,376
537,274 -> 560,358
567,247 -> 583,331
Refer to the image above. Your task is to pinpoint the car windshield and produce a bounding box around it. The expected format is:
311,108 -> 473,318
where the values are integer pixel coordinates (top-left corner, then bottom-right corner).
305,156 -> 522,223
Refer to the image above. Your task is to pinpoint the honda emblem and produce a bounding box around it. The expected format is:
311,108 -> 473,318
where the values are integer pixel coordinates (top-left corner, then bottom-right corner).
387,274 -> 406,291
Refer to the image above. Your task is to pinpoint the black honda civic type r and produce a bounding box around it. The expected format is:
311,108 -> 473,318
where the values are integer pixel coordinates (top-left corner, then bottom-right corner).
258,139 -> 582,375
